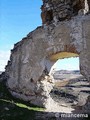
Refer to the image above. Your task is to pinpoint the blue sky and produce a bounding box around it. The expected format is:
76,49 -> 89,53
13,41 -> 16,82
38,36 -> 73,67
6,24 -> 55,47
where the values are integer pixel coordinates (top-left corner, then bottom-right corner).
54,57 -> 79,71
0,0 -> 79,71
0,0 -> 42,50
0,0 -> 42,71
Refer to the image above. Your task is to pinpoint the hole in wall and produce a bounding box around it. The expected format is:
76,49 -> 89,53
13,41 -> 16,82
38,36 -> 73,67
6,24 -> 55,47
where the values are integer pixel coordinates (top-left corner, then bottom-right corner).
50,57 -> 80,81
48,52 -> 90,108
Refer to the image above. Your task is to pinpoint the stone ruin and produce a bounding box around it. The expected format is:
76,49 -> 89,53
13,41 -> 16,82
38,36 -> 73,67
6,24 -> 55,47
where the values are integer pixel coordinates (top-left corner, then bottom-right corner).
3,0 -> 90,110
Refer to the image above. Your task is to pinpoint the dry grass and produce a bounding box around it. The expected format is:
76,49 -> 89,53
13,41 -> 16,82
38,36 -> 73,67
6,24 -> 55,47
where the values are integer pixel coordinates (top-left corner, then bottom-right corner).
55,80 -> 69,87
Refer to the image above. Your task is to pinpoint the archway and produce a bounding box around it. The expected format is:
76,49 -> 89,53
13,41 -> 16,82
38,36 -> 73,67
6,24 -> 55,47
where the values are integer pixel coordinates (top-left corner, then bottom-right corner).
50,57 -> 81,87
44,51 -> 90,112
47,52 -> 79,77
4,4 -> 90,109
47,51 -> 81,88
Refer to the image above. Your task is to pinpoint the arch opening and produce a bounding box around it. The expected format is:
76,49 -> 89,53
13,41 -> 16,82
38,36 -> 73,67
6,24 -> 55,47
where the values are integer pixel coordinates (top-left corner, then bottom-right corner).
45,52 -> 90,111
48,52 -> 83,86
50,56 -> 82,87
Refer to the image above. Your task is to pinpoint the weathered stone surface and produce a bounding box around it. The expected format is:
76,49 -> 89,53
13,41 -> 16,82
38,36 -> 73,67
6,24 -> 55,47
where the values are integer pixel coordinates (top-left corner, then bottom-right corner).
3,0 -> 90,108
41,0 -> 90,24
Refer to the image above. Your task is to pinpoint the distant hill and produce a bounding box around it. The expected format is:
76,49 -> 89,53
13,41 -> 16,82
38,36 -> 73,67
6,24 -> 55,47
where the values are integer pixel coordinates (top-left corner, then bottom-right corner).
54,70 -> 80,74
53,70 -> 81,80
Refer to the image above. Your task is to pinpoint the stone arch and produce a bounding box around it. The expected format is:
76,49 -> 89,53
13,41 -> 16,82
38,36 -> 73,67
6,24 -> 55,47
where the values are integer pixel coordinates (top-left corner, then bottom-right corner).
5,23 -> 90,108
44,45 -> 81,87
48,52 -> 79,70
4,12 -> 90,108
49,55 -> 80,89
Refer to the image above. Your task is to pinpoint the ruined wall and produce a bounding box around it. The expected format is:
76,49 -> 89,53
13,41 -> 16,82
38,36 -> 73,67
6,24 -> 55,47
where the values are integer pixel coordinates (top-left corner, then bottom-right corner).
41,0 -> 90,24
4,0 -> 90,108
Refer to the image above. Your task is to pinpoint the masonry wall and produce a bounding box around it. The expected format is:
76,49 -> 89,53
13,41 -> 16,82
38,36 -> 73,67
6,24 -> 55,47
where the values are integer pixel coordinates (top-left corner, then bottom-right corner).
41,0 -> 90,24
4,0 -> 90,108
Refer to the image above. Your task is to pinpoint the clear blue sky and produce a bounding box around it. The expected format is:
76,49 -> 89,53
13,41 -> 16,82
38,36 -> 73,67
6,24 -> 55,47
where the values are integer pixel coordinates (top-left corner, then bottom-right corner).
0,0 -> 42,50
0,0 -> 79,71
0,0 -> 42,71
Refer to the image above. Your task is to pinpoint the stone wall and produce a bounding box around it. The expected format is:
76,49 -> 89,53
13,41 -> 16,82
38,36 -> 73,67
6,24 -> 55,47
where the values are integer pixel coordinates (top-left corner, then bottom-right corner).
4,0 -> 90,108
41,0 -> 90,24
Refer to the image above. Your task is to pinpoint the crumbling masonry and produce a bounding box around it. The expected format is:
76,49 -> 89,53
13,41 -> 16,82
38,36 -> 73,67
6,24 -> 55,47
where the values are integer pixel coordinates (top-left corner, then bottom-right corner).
4,0 -> 90,109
